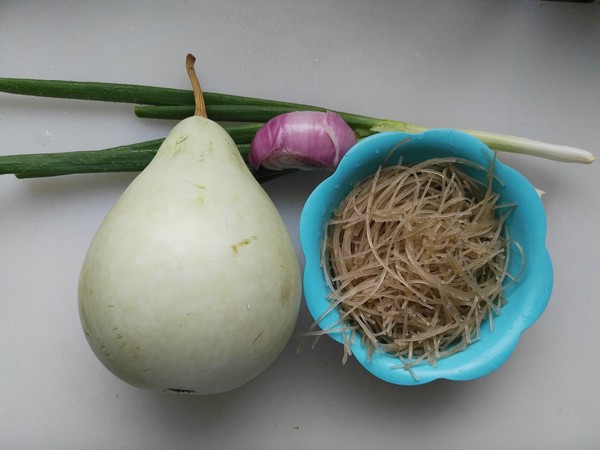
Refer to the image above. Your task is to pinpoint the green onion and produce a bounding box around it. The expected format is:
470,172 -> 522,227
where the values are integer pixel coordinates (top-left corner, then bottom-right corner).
370,121 -> 596,164
1,142 -> 161,178
0,143 -> 289,182
135,104 -> 385,135
136,104 -> 596,163
0,123 -> 259,178
217,123 -> 263,144
0,77 -> 194,105
0,77 -> 318,108
137,104 -> 317,122
0,142 -> 248,178
0,77 -> 595,180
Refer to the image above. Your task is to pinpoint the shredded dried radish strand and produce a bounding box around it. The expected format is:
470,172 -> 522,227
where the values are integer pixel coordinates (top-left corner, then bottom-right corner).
320,157 -> 522,373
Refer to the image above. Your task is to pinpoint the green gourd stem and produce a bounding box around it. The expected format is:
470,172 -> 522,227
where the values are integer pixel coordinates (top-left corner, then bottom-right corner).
185,54 -> 207,118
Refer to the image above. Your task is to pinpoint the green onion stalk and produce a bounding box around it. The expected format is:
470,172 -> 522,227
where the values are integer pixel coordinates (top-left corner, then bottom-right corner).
0,77 -> 595,179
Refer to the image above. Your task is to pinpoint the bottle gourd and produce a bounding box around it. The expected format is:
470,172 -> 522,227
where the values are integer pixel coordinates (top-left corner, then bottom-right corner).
78,55 -> 301,394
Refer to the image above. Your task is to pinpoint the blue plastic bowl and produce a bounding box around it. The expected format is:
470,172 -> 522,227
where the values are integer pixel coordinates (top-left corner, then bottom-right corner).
299,129 -> 553,385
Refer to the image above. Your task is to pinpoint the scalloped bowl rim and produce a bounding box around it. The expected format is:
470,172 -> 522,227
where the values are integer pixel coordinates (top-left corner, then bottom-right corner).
299,129 -> 553,385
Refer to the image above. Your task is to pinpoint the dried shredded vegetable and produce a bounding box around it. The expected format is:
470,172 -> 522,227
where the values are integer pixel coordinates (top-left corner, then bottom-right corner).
321,157 -> 522,374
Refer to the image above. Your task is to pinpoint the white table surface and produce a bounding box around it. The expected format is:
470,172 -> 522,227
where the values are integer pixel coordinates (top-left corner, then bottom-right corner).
1,1 -> 599,449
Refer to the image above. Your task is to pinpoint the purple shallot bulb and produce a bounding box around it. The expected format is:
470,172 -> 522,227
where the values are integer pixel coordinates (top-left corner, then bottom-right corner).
249,111 -> 357,170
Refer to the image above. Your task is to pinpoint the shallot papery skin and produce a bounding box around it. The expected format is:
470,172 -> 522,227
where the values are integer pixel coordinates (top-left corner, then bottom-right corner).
248,111 -> 357,170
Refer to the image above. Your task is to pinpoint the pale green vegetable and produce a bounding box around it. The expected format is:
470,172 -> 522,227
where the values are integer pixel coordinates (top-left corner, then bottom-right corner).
78,56 -> 301,394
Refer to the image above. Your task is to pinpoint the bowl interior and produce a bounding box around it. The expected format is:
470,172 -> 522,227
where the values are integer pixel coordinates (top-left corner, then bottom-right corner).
299,129 -> 553,385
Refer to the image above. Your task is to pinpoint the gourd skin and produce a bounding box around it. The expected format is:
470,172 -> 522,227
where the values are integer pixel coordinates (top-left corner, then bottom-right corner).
78,117 -> 301,394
